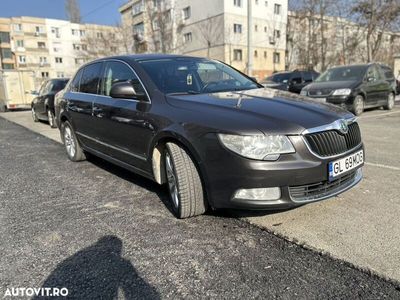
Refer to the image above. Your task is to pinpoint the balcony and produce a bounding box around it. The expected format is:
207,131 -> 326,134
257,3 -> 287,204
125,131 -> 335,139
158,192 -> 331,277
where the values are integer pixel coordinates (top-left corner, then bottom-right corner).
25,32 -> 47,38
25,47 -> 49,52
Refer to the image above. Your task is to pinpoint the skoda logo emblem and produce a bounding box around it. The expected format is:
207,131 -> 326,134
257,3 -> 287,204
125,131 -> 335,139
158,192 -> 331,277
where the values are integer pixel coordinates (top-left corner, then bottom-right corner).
339,119 -> 349,134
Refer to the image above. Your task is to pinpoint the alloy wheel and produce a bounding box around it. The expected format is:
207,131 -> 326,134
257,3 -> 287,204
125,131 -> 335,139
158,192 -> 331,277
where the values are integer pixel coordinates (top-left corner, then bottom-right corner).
31,108 -> 38,122
165,152 -> 179,209
387,93 -> 395,110
64,126 -> 76,158
48,110 -> 54,127
353,96 -> 364,116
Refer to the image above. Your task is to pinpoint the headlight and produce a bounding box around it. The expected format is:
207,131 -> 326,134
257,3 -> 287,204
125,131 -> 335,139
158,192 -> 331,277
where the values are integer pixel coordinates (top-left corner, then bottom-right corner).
332,88 -> 351,96
218,134 -> 295,160
300,90 -> 308,96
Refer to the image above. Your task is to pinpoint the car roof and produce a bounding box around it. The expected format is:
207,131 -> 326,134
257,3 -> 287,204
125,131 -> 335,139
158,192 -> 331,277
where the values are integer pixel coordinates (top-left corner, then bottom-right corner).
88,54 -> 207,64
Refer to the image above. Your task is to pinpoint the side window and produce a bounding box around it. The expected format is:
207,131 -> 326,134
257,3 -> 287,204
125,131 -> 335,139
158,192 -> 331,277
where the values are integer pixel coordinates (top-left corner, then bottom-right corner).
302,72 -> 313,83
70,68 -> 83,92
38,81 -> 48,95
80,62 -> 103,94
100,61 -> 146,97
373,66 -> 382,80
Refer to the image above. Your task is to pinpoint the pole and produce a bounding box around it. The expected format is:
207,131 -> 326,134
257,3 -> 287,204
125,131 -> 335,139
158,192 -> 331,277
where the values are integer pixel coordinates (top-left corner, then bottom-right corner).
247,0 -> 253,76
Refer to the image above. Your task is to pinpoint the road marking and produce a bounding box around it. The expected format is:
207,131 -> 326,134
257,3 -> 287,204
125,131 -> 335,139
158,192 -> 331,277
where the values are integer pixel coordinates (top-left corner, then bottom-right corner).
365,162 -> 400,171
359,110 -> 400,119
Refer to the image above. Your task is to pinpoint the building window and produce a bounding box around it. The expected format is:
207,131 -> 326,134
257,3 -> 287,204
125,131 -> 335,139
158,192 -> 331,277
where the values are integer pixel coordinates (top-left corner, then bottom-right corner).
273,52 -> 280,63
1,49 -> 12,59
16,40 -> 24,47
265,1 -> 268,6
39,57 -> 47,64
255,0 -> 259,4
51,27 -> 60,38
41,72 -> 49,78
184,32 -> 192,43
264,26 -> 267,33
97,32 -> 103,38
13,24 -> 22,32
274,29 -> 280,39
234,0 -> 242,7
233,49 -> 243,61
134,22 -> 144,35
80,30 -> 85,37
264,51 -> 267,58
82,44 -> 87,51
274,4 -> 281,14
183,6 -> 191,19
73,44 -> 80,50
35,26 -> 44,34
37,42 -> 46,48
75,58 -> 85,65
132,1 -> 144,15
57,72 -> 65,78
152,20 -> 160,30
2,63 -> 14,69
55,57 -> 63,64
254,50 -> 258,57
0,31 -> 11,43
234,24 -> 242,34
18,56 -> 26,63
72,29 -> 78,36
255,25 -> 258,31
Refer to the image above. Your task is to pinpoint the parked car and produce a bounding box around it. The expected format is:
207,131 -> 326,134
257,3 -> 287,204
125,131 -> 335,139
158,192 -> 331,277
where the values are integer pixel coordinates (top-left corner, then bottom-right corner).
301,63 -> 396,115
261,70 -> 319,94
31,78 -> 69,127
379,64 -> 397,94
55,55 -> 363,219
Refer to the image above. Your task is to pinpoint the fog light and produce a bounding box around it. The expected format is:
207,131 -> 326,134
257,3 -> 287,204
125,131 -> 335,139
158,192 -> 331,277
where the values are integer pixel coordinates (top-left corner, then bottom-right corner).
234,187 -> 281,201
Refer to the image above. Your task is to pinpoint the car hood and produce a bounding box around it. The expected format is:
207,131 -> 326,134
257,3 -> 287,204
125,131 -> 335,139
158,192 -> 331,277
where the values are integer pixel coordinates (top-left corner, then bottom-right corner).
166,88 -> 354,135
304,80 -> 359,91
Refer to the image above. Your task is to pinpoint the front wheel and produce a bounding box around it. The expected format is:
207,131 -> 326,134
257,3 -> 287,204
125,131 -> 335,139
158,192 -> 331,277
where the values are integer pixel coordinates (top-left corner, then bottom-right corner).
47,109 -> 57,128
61,121 -> 86,162
165,143 -> 207,219
352,95 -> 364,116
384,92 -> 395,110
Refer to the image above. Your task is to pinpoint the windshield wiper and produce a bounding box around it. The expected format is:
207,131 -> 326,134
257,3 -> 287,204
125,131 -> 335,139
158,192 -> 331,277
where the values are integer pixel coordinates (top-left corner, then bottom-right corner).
167,90 -> 201,96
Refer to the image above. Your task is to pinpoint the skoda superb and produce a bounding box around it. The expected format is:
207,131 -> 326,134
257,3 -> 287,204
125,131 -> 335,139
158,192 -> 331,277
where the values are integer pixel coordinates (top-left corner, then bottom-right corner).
55,55 -> 364,218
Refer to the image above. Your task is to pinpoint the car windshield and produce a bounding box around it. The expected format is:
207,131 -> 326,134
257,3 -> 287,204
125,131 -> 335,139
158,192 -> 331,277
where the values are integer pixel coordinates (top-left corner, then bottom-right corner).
315,66 -> 367,82
138,58 -> 260,95
266,73 -> 291,83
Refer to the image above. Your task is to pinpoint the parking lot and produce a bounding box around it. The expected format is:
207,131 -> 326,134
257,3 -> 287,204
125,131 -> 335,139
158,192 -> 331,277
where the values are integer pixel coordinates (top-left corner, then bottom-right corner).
1,104 -> 400,297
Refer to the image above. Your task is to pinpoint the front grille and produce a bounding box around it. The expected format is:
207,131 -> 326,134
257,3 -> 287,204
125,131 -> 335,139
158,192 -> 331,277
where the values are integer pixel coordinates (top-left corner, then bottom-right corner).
289,170 -> 359,202
308,89 -> 333,96
305,122 -> 361,157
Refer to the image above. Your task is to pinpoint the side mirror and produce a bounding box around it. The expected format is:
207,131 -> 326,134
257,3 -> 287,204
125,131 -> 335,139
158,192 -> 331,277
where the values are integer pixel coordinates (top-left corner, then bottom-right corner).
110,81 -> 146,100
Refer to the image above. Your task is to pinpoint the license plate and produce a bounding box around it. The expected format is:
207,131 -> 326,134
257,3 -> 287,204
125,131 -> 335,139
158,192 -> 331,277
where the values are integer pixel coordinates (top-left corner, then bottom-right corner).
315,98 -> 326,103
328,150 -> 364,181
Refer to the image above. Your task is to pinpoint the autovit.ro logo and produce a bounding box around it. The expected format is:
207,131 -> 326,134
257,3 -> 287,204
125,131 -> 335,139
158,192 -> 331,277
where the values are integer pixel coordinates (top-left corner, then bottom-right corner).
3,287 -> 68,298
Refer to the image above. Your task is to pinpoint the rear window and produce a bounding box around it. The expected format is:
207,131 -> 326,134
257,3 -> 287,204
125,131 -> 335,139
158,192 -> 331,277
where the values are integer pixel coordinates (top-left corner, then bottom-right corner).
79,62 -> 103,94
51,80 -> 68,92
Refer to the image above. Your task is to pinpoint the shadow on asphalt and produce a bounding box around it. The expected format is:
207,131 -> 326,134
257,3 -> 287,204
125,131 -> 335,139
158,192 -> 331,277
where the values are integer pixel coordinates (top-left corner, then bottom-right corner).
86,153 -> 288,220
34,236 -> 160,300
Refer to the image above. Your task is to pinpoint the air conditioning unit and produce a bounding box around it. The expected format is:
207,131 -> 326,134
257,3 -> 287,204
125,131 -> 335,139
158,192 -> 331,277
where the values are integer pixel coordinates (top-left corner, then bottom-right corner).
269,36 -> 276,44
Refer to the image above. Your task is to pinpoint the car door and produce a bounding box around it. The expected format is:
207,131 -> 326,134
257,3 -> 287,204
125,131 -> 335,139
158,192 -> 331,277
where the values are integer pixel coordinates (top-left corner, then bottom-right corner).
91,60 -> 153,171
376,65 -> 392,105
363,66 -> 381,107
63,62 -> 103,150
34,80 -> 50,117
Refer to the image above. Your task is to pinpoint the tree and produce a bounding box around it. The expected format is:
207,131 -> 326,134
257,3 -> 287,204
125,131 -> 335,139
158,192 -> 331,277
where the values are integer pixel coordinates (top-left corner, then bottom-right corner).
65,0 -> 81,24
351,0 -> 400,62
196,15 -> 224,58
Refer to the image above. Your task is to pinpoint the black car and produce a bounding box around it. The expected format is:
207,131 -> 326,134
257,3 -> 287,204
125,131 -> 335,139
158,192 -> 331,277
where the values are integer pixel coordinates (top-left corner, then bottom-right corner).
301,63 -> 396,115
261,70 -> 319,94
55,55 -> 363,219
31,78 -> 69,127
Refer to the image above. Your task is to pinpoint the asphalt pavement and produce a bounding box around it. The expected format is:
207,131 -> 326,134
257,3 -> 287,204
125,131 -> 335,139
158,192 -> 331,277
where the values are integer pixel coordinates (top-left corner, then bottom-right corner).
1,117 -> 399,298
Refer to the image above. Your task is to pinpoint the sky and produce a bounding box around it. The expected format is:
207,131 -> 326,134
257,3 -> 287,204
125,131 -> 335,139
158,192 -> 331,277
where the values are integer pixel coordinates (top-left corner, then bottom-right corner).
0,0 -> 126,26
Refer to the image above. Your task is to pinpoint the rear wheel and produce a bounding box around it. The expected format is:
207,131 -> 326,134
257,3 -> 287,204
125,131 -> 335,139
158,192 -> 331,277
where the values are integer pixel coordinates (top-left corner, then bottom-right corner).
32,107 -> 39,122
352,95 -> 364,116
47,108 -> 57,128
165,142 -> 206,218
383,92 -> 395,110
61,121 -> 86,162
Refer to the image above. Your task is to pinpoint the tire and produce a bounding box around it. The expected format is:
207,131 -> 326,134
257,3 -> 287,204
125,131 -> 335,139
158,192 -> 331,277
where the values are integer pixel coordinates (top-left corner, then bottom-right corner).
32,107 -> 39,122
61,121 -> 86,162
384,92 -> 395,110
0,104 -> 6,112
352,95 -> 364,116
165,142 -> 206,218
47,108 -> 57,128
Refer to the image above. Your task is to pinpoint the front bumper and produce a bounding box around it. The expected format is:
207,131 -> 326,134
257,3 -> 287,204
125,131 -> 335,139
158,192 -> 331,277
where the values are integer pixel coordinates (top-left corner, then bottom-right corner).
193,134 -> 363,210
309,95 -> 355,111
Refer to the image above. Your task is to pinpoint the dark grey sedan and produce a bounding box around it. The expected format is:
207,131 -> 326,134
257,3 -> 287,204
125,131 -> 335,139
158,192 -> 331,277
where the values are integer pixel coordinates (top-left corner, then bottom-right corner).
55,55 -> 364,218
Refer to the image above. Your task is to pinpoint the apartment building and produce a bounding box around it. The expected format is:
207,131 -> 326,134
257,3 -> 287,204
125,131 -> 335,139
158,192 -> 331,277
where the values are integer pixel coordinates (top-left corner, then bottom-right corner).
119,0 -> 288,79
0,16 -> 125,88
